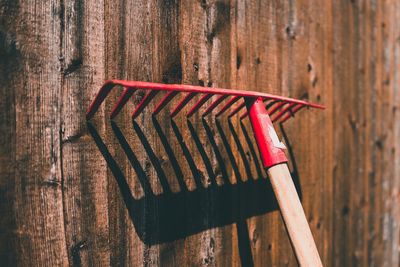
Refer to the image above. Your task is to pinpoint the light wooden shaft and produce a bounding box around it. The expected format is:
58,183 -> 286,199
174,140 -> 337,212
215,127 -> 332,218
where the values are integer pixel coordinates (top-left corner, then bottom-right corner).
267,164 -> 323,266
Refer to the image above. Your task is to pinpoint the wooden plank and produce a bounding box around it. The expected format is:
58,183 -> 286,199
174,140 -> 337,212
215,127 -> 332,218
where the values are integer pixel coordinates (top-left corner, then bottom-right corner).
0,1 -> 19,265
60,0 -> 111,265
1,0 -> 69,266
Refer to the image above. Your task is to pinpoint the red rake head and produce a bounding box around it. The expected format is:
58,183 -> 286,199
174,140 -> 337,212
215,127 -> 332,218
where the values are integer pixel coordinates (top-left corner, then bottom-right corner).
86,80 -> 323,123
86,80 -> 324,169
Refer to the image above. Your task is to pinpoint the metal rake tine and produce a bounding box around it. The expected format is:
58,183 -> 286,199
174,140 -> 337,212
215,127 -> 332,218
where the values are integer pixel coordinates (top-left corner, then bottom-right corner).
186,93 -> 213,118
215,96 -> 240,117
170,92 -> 197,118
272,103 -> 297,122
153,91 -> 179,115
228,101 -> 246,118
110,87 -> 136,119
132,90 -> 159,119
86,82 -> 116,119
268,101 -> 287,116
279,105 -> 305,123
239,111 -> 248,120
266,99 -> 280,109
202,95 -> 229,117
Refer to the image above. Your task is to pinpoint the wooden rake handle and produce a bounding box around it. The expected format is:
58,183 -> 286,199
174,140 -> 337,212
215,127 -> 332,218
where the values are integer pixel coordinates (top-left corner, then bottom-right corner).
268,164 -> 322,266
245,98 -> 322,266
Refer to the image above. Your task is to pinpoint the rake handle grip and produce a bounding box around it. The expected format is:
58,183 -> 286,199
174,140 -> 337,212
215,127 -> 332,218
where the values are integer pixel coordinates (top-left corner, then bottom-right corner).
268,163 -> 323,266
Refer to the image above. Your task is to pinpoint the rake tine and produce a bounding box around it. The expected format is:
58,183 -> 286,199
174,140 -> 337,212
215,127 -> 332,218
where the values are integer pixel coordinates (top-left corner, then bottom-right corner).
266,99 -> 280,109
187,93 -> 213,118
268,101 -> 287,116
239,111 -> 248,120
86,82 -> 115,119
215,96 -> 240,117
279,105 -> 305,123
132,90 -> 159,119
202,95 -> 228,117
170,92 -> 197,118
153,91 -> 179,115
272,103 -> 297,122
228,101 -> 246,118
110,87 -> 136,119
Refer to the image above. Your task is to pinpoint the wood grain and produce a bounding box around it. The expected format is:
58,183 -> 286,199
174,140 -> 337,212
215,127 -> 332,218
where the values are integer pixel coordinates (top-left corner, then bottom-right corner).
0,0 -> 399,266
267,164 -> 322,266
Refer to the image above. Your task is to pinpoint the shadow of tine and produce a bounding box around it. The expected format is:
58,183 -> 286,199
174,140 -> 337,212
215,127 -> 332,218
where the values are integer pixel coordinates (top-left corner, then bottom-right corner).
213,120 -> 255,267
110,121 -> 154,196
170,119 -> 203,188
239,121 -> 265,179
88,120 -> 280,245
186,119 -> 218,187
236,220 -> 255,267
214,119 -> 243,184
201,118 -> 230,184
227,119 -> 253,181
152,116 -> 188,192
132,120 -> 172,194
87,122 -> 137,200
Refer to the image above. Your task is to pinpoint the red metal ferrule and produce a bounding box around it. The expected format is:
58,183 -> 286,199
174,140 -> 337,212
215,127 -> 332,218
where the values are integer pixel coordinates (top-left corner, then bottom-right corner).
245,97 -> 288,169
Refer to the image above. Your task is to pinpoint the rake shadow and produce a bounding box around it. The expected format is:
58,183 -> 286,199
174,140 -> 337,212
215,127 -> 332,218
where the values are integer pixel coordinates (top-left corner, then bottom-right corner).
87,116 -> 301,265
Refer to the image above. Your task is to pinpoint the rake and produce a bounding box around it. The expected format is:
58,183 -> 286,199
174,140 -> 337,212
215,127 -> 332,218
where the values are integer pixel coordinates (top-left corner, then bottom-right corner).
86,80 -> 324,266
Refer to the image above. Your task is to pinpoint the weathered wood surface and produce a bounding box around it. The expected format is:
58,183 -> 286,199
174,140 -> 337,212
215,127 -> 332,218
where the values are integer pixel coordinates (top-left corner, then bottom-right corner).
0,0 -> 399,266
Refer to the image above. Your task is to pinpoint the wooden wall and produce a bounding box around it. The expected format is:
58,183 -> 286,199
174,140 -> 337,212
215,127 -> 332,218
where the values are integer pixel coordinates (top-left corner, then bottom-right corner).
0,0 -> 399,266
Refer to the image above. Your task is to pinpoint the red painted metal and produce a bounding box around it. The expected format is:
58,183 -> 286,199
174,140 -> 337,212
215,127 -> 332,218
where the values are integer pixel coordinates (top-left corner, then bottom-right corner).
110,87 -> 136,119
245,97 -> 288,168
203,95 -> 228,117
268,101 -> 287,116
132,90 -> 159,119
87,80 -> 324,168
279,105 -> 305,123
153,91 -> 178,115
86,80 -> 324,120
215,96 -> 240,117
228,101 -> 245,118
170,92 -> 197,118
187,93 -> 213,118
272,103 -> 297,123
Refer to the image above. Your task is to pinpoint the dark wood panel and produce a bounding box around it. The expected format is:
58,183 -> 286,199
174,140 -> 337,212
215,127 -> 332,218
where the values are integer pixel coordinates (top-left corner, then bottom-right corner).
0,0 -> 399,266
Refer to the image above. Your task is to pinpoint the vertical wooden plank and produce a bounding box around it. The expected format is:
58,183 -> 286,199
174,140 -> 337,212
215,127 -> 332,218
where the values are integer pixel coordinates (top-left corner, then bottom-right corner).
103,1 -> 131,266
363,2 -> 381,265
0,1 -> 19,264
2,0 -> 70,266
233,0 -> 288,265
364,1 -> 400,266
384,1 -> 400,266
110,1 -> 159,265
282,0 -> 334,265
201,1 -> 236,266
316,0 -> 335,265
179,1 -> 225,265
60,0 -> 110,266
332,1 -> 357,266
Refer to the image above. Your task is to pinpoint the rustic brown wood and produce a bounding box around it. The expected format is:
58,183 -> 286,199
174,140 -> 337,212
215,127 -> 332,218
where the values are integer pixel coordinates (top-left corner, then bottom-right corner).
0,0 -> 399,266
